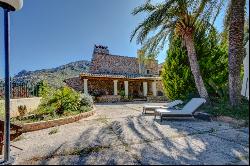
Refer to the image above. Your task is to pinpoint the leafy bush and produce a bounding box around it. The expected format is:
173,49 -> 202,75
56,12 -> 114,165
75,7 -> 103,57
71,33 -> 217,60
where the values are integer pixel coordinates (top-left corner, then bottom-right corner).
79,94 -> 94,109
201,97 -> 249,121
37,86 -> 93,117
38,81 -> 52,97
119,90 -> 125,97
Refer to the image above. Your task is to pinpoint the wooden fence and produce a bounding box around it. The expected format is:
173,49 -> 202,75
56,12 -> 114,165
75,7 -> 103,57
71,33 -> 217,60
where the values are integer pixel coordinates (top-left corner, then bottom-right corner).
0,82 -> 39,99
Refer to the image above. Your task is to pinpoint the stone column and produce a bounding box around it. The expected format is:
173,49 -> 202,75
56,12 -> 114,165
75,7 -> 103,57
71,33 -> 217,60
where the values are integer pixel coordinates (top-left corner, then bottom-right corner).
152,82 -> 157,96
84,79 -> 88,94
143,82 -> 148,97
124,81 -> 129,96
114,80 -> 118,96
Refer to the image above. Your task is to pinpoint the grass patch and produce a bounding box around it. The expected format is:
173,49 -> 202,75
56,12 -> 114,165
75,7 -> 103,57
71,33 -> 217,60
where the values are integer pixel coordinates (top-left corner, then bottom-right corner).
96,115 -> 109,124
68,145 -> 111,157
200,97 -> 249,121
48,128 -> 59,135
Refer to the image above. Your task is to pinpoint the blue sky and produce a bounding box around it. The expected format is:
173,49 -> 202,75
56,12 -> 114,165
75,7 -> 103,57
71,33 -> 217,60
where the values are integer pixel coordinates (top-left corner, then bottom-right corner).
0,0 -> 248,77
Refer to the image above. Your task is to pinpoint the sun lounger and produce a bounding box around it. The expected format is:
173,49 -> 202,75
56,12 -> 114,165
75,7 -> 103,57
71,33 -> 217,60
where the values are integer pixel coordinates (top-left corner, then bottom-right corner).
155,98 -> 206,122
143,100 -> 183,114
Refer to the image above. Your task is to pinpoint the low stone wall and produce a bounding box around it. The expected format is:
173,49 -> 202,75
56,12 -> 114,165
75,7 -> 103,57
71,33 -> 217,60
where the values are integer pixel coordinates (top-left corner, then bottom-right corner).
96,95 -> 121,103
147,96 -> 168,102
0,97 -> 41,117
22,109 -> 95,133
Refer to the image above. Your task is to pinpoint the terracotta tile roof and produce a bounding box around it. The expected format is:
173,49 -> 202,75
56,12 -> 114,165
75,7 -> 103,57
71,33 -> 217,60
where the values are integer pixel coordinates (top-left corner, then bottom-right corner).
80,72 -> 126,78
80,72 -> 161,80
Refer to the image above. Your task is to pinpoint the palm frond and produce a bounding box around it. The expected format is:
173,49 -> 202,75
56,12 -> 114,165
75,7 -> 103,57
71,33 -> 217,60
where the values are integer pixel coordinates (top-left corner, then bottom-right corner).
131,0 -> 155,15
223,0 -> 232,30
131,0 -> 226,56
130,2 -> 176,43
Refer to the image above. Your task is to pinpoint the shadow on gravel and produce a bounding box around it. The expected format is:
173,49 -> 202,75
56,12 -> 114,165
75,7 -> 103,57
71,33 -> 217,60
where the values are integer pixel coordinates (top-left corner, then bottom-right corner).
26,115 -> 249,165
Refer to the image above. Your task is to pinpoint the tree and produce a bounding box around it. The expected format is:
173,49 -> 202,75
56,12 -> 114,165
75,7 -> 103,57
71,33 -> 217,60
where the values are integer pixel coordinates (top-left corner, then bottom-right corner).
162,37 -> 196,100
137,49 -> 157,75
228,0 -> 246,106
162,27 -> 228,100
137,49 -> 147,75
130,0 -> 224,100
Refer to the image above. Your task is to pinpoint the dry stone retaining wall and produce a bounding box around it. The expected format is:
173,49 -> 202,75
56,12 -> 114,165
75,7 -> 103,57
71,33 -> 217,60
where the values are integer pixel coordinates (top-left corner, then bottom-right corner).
22,109 -> 95,133
96,95 -> 121,103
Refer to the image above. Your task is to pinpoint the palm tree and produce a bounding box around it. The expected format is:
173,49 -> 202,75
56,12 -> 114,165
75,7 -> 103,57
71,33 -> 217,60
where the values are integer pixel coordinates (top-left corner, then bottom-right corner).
227,0 -> 246,106
130,0 -> 224,100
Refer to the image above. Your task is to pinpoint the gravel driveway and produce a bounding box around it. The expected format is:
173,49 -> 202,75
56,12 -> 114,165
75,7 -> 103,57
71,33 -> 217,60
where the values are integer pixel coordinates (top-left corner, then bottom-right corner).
6,102 -> 249,165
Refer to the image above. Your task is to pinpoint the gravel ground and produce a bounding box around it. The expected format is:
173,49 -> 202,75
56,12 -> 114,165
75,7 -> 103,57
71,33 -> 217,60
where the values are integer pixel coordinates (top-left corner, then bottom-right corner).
2,102 -> 249,165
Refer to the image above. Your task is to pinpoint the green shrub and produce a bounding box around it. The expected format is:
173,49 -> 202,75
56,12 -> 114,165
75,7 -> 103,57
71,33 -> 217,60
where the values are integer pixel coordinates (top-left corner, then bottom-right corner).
36,86 -> 93,117
119,90 -> 125,97
38,87 -> 80,115
78,106 -> 92,113
79,94 -> 94,109
201,97 -> 249,121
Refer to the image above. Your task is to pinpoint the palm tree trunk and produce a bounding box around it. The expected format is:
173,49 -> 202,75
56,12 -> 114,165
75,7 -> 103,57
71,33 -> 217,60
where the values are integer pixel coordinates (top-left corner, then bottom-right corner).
184,33 -> 209,99
229,0 -> 246,106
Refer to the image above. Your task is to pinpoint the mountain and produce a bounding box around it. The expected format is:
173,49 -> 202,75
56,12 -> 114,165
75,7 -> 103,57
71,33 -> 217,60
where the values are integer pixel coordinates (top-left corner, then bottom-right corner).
11,60 -> 91,88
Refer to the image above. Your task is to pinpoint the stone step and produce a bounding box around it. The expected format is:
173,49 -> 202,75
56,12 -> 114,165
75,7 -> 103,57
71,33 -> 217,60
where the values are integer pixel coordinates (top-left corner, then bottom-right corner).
133,98 -> 147,101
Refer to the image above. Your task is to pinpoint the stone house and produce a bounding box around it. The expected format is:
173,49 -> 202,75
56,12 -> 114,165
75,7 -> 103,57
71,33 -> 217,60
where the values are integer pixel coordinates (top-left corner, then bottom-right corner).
65,45 -> 165,102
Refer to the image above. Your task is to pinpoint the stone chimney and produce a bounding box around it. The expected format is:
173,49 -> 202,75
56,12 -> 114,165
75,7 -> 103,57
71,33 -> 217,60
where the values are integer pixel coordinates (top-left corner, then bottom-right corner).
93,45 -> 109,55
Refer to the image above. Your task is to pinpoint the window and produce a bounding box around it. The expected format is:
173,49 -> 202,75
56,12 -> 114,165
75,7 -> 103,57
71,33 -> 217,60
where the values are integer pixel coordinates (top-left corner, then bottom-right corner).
146,70 -> 150,75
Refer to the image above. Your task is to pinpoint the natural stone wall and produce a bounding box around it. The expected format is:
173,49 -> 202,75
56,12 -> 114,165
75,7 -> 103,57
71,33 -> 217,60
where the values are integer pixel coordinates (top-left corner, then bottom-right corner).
64,77 -> 84,92
90,53 -> 160,76
0,97 -> 41,117
65,77 -> 166,99
156,81 -> 165,96
96,95 -> 121,103
22,109 -> 95,133
147,96 -> 168,102
90,53 -> 140,75
128,81 -> 144,97
144,59 -> 160,75
88,79 -> 114,95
